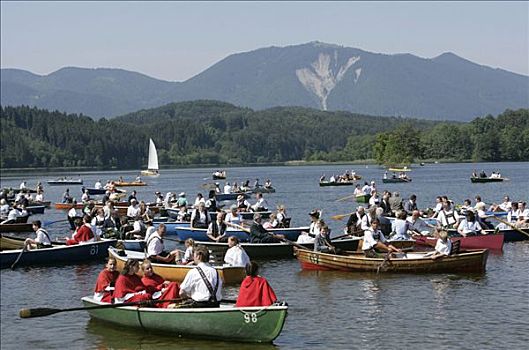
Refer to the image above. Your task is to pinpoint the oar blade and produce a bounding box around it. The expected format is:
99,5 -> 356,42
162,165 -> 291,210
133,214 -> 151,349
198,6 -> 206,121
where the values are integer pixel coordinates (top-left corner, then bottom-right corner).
20,307 -> 61,318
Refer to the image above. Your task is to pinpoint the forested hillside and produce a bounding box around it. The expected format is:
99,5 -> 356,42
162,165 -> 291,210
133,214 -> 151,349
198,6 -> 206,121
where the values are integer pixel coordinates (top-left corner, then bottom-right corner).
1,101 -> 527,169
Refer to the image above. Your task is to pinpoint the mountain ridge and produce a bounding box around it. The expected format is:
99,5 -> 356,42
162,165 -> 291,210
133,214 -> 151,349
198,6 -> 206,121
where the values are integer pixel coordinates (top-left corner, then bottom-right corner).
1,41 -> 527,120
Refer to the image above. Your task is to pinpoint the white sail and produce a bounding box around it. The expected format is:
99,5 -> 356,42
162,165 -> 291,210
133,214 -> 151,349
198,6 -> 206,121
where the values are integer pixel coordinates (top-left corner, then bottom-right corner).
147,138 -> 159,170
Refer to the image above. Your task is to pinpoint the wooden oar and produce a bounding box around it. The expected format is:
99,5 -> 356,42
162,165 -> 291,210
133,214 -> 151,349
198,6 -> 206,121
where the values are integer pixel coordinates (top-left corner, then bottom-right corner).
19,297 -> 236,319
490,216 -> 529,238
11,246 -> 27,269
331,212 -> 354,220
336,194 -> 355,202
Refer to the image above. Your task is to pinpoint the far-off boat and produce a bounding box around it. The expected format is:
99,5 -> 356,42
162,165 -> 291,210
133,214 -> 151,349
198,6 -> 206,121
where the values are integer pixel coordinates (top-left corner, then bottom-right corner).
141,138 -> 160,177
470,176 -> 504,183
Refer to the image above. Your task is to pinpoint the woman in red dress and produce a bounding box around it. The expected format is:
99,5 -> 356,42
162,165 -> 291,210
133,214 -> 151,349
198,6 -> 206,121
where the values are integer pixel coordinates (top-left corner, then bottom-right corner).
93,257 -> 119,303
140,260 -> 180,308
236,261 -> 278,307
113,259 -> 151,303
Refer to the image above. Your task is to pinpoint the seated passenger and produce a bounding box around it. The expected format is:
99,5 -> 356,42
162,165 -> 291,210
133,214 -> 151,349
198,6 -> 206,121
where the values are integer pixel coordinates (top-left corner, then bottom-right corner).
113,259 -> 152,303
391,210 -> 412,240
176,238 -> 195,265
249,214 -> 284,243
224,236 -> 251,267
141,260 -> 180,308
179,246 -> 222,308
457,211 -> 484,237
236,261 -> 278,307
425,230 -> 452,259
93,257 -> 119,303
314,224 -> 337,254
362,218 -> 402,257
66,215 -> 95,245
146,224 -> 179,263
24,220 -> 52,250
207,212 -> 228,242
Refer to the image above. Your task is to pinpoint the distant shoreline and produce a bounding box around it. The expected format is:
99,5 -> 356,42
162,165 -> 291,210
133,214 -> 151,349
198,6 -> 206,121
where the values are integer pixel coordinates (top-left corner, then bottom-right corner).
0,158 -> 522,176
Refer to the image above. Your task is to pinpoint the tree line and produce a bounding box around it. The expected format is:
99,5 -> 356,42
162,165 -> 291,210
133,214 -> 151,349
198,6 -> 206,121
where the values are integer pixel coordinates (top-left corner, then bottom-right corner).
0,101 -> 527,169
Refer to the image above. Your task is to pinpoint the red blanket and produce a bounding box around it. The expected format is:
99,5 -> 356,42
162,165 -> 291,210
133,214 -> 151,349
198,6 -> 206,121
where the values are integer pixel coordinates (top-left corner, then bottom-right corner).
236,276 -> 277,307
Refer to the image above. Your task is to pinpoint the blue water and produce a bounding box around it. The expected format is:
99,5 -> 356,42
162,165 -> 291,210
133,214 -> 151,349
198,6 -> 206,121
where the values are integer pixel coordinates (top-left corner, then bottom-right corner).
1,162 -> 528,349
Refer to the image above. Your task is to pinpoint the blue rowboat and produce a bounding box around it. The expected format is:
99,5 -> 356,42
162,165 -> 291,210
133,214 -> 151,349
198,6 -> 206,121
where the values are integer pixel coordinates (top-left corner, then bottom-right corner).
0,239 -> 117,269
173,226 -> 308,242
500,228 -> 529,242
153,221 -> 191,235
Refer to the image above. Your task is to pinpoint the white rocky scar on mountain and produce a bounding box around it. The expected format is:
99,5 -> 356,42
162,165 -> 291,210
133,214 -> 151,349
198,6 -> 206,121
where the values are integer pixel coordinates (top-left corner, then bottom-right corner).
296,52 -> 360,110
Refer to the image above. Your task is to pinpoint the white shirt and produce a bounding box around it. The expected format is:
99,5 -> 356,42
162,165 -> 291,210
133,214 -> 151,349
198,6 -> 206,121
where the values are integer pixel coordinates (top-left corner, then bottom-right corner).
7,209 -> 19,221
68,207 -> 81,218
191,210 -> 207,225
362,185 -> 371,195
35,228 -> 51,245
499,201 -> 512,211
182,246 -> 194,263
223,185 -> 232,194
194,197 -> 206,208
20,182 -> 26,189
94,181 -> 102,189
224,245 -> 250,267
457,219 -> 482,234
362,228 -> 386,250
144,226 -> 156,242
224,212 -> 241,226
252,198 -> 268,211
127,205 -> 141,218
81,192 -> 89,202
437,210 -> 459,227
146,232 -> 164,257
435,238 -> 452,255
180,262 -> 223,302
0,204 -> 9,217
35,193 -> 44,202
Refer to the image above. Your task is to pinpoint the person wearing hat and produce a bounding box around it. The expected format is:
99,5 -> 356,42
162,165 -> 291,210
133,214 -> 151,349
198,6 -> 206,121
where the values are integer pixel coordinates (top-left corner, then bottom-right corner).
297,209 -> 320,243
176,192 -> 188,208
236,195 -> 250,211
249,213 -> 284,243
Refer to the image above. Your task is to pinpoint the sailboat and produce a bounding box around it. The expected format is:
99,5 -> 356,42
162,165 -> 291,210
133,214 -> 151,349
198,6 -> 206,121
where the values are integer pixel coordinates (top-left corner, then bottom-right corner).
141,138 -> 160,177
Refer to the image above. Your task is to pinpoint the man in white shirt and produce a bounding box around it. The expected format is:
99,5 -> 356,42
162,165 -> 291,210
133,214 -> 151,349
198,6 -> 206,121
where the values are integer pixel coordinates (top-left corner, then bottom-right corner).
251,193 -> 268,212
362,219 -> 401,257
224,236 -> 250,267
24,220 -> 52,249
94,180 -> 102,189
0,199 -> 9,220
179,246 -> 223,308
223,182 -> 232,194
146,224 -> 178,263
126,199 -> 141,219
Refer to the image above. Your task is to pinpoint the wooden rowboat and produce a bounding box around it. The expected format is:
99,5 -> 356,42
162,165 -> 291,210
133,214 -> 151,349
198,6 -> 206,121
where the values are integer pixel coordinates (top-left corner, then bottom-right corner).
1,234 -> 144,252
199,237 -> 362,259
470,177 -> 504,183
109,248 -> 245,285
319,181 -> 355,187
251,186 -> 276,194
295,249 -> 488,273
81,296 -> 288,343
0,223 -> 33,233
113,181 -> 147,187
0,239 -> 117,269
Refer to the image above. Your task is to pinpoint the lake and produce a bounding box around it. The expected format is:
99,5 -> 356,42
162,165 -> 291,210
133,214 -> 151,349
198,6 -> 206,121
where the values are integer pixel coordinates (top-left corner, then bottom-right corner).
1,162 -> 528,349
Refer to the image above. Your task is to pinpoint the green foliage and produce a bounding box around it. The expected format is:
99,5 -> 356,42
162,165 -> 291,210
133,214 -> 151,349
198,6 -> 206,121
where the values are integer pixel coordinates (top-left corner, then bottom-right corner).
1,103 -> 527,169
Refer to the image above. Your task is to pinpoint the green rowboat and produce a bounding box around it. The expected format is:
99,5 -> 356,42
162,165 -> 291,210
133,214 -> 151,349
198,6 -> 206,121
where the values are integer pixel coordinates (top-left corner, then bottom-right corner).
81,296 -> 288,343
355,194 -> 371,203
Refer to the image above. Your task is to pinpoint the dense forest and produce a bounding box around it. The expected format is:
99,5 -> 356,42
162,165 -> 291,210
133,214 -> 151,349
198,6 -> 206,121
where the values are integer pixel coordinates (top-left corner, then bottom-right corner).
0,101 -> 527,169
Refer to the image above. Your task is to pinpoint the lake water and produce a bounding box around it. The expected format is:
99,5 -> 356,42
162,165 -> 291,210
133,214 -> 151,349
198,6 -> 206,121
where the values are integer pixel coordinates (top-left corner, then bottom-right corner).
1,162 -> 528,349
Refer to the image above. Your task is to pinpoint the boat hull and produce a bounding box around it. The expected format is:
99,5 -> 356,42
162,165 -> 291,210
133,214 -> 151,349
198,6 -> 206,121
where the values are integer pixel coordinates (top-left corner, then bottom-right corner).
140,170 -> 160,177
252,187 -> 276,194
355,194 -> 371,203
216,192 -> 251,201
382,178 -> 412,183
109,248 -> 245,285
0,240 -> 117,268
319,181 -> 355,187
113,181 -> 147,187
81,296 -> 288,343
0,223 -> 33,233
198,237 -> 361,259
47,180 -> 83,185
470,177 -> 504,183
173,226 -> 307,242
414,233 -> 504,250
295,249 -> 488,273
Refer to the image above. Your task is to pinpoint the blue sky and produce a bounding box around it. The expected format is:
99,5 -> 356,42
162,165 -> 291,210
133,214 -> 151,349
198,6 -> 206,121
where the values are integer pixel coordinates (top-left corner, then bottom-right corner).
1,1 -> 527,81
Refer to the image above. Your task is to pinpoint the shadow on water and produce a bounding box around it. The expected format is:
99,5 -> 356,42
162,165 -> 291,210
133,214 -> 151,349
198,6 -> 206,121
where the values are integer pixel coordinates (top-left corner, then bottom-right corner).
86,318 -> 279,350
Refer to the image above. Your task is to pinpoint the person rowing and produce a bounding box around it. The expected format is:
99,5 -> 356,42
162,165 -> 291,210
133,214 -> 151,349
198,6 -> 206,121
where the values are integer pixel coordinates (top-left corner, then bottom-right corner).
249,213 -> 285,243
361,218 -> 402,258
24,220 -> 52,250
314,224 -> 338,254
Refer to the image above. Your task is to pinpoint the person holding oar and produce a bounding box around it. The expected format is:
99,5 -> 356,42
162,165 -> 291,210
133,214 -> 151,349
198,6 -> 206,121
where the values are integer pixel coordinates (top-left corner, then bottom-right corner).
146,224 -> 180,263
362,218 -> 402,258
249,213 -> 285,243
24,220 -> 52,250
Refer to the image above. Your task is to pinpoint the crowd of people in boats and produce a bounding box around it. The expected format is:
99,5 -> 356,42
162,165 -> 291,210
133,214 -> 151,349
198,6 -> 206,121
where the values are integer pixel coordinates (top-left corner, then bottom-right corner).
319,169 -> 360,183
294,189 -> 528,259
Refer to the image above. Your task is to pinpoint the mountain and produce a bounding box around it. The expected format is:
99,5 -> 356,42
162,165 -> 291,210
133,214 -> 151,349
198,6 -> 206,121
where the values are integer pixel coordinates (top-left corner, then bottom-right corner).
1,42 -> 528,120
